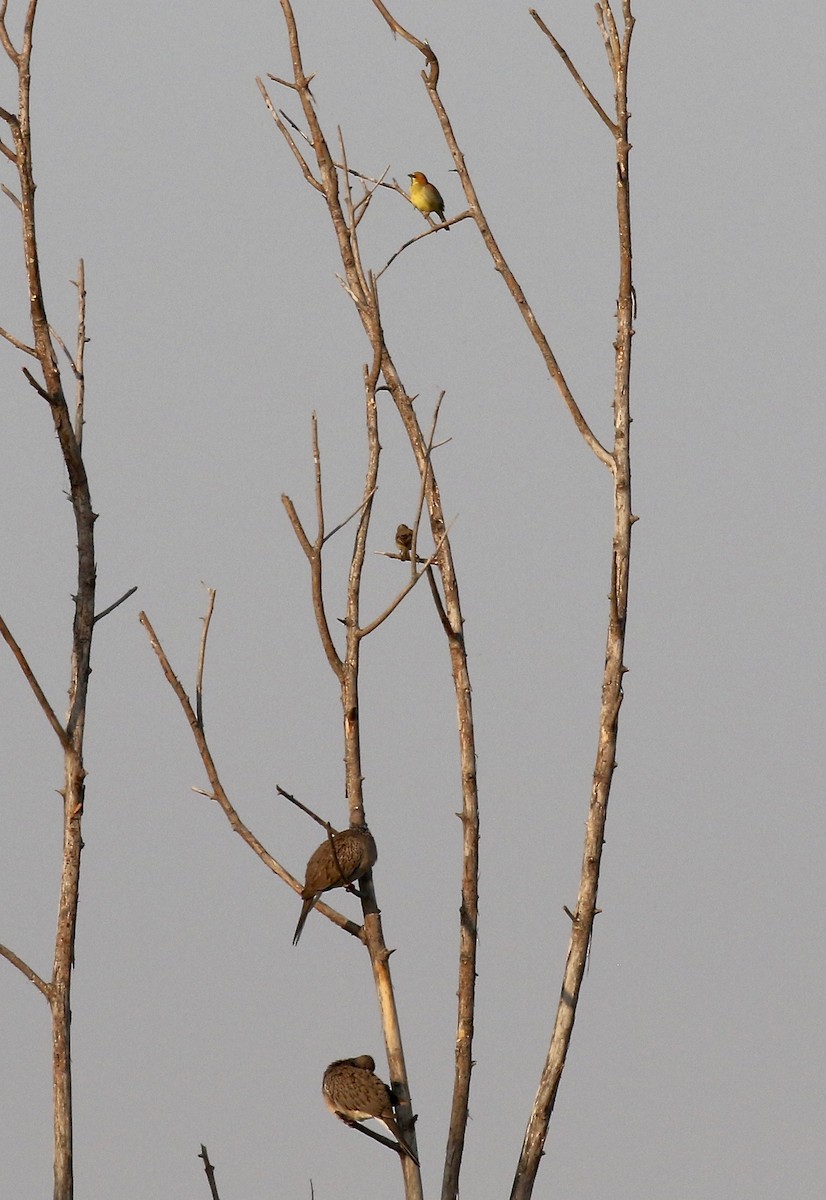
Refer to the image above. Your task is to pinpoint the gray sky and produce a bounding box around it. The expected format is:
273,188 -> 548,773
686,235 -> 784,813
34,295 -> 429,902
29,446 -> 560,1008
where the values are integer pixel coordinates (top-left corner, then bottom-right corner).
2,2 -> 823,1197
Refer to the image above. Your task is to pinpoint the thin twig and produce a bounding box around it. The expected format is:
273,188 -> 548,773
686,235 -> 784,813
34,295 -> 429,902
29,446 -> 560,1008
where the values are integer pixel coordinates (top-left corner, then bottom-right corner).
376,214 -> 465,280
93,585 -> 137,625
0,613 -> 72,752
529,9 -> 617,134
22,366 -> 51,401
597,0 -> 622,70
256,77 -> 323,192
139,609 -> 366,937
195,587 -> 216,733
276,105 -> 313,145
425,565 -> 452,638
72,260 -> 87,446
198,1144 -> 221,1200
276,785 -> 342,834
280,415 -> 344,677
278,107 -> 394,211
410,392 -> 445,576
0,324 -> 36,355
0,943 -> 51,998
0,0 -> 19,61
322,488 -> 378,546
1,181 -> 21,209
49,326 -> 80,378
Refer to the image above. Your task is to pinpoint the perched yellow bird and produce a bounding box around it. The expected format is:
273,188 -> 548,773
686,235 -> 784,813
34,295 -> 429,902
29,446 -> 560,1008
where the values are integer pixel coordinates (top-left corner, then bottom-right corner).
408,171 -> 448,229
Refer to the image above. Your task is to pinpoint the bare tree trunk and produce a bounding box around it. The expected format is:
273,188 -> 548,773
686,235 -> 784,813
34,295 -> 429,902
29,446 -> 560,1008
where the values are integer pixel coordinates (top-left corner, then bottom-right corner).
1,7 -> 100,1197
511,7 -> 636,1196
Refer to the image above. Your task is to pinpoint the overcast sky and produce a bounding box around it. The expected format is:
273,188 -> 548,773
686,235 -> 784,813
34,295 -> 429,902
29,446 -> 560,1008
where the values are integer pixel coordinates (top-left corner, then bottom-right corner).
1,2 -> 823,1198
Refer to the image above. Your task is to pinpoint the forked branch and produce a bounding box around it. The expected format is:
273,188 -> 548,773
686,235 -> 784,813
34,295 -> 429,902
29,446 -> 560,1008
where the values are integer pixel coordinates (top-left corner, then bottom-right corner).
367,0 -> 613,471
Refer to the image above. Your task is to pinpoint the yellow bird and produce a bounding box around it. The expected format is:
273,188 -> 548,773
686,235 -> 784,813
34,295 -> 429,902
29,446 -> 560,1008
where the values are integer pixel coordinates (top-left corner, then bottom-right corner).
408,171 -> 448,229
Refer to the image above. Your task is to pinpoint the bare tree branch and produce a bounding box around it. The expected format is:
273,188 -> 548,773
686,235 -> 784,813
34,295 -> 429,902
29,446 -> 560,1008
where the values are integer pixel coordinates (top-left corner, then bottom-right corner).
1,182 -> 21,214
195,587 -> 216,733
356,525 -> 452,639
368,0 -> 612,472
510,4 -> 637,1196
322,487 -> 377,547
596,0 -> 621,71
529,9 -> 617,134
0,323 -> 36,355
141,607 -> 366,939
257,77 -> 323,192
0,942 -> 51,999
0,613 -> 72,753
281,415 -> 344,677
198,1144 -> 221,1200
375,215 -> 464,279
71,260 -> 87,446
277,784 -> 343,833
2,6 -> 98,1196
93,586 -> 137,625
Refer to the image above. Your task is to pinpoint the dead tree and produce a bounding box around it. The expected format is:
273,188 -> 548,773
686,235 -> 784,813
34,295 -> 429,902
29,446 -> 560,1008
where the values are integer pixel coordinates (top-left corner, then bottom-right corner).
143,2 -> 636,1198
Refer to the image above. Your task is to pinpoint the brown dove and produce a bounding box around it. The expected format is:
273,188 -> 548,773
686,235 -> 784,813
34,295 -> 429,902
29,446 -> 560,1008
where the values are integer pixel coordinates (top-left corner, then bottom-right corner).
292,823 -> 377,945
395,524 -> 414,561
322,1055 -> 419,1165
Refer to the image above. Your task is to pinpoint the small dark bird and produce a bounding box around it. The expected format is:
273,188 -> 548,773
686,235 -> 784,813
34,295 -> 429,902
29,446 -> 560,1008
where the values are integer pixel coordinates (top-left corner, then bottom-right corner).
322,1055 -> 419,1165
395,524 -> 414,561
292,824 -> 377,945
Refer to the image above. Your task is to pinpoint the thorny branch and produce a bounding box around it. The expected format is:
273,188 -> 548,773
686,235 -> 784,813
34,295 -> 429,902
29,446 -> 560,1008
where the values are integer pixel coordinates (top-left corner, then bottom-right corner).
509,2 -> 637,1196
1,5 -> 98,1197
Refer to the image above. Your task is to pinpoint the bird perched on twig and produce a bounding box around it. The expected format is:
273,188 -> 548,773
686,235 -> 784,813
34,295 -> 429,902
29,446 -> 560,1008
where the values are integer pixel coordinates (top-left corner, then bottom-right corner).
292,823 -> 377,945
395,524 -> 414,561
408,171 -> 448,229
322,1055 -> 419,1165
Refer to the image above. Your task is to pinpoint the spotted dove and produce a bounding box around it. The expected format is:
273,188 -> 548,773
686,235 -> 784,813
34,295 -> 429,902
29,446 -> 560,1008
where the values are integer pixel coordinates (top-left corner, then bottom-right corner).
322,1055 -> 418,1165
292,824 -> 377,945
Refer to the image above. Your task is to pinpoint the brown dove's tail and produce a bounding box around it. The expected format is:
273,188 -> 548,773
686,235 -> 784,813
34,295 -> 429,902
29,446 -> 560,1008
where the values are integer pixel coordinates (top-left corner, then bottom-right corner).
397,1132 -> 420,1167
292,895 -> 316,945
385,1115 -> 420,1167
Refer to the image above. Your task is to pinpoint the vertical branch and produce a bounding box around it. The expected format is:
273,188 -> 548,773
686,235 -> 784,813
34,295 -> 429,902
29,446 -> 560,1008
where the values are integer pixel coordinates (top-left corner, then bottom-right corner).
373,352 -> 481,1200
265,5 -> 482,1194
195,587 -> 216,732
341,357 -> 423,1189
339,360 -> 381,831
268,10 -> 481,1197
72,259 -> 87,448
281,416 -> 344,679
1,7 -> 96,1200
510,6 -> 636,1198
